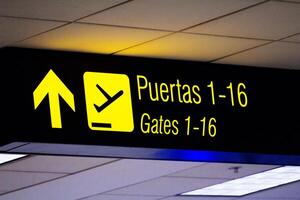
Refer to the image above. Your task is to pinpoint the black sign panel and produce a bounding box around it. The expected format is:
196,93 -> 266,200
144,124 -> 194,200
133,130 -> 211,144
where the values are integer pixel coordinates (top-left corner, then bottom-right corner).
1,47 -> 300,156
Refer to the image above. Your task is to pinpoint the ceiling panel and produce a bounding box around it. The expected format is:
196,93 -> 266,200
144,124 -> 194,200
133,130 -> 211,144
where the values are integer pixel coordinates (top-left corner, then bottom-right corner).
0,192 -> 9,195
7,143 -> 197,159
186,1 -> 300,40
240,198 -> 299,200
14,23 -> 169,54
0,171 -> 64,192
107,176 -> 226,196
238,181 -> 300,199
0,154 -> 299,199
117,33 -> 267,61
0,0 -> 127,21
168,163 -> 279,179
0,155 -> 116,173
215,41 -> 300,69
0,143 -> 29,151
162,196 -> 236,200
80,0 -> 263,31
0,17 -> 64,47
0,159 -> 199,200
83,194 -> 162,200
283,33 -> 300,42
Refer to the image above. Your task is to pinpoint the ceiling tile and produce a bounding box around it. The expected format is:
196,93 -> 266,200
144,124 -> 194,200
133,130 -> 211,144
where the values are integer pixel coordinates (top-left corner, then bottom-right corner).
168,163 -> 279,179
0,17 -> 64,47
15,23 -> 169,54
285,0 -> 300,2
239,198 -> 298,200
0,191 -> 10,195
162,196 -> 235,200
186,1 -> 300,40
0,159 -> 199,200
0,171 -> 64,191
117,33 -> 266,62
283,34 -> 300,42
83,194 -> 162,200
238,181 -> 300,199
80,0 -> 263,31
0,143 -> 28,151
0,0 -> 127,21
107,176 -> 226,196
215,41 -> 300,69
0,155 -> 116,173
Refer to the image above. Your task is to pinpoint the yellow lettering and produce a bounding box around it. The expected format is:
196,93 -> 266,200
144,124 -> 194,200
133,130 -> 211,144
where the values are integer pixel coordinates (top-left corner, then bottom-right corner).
182,84 -> 192,103
172,120 -> 179,135
136,75 -> 202,105
176,79 -> 183,103
140,113 -> 179,136
149,82 -> 159,101
192,85 -> 201,104
151,118 -> 159,134
137,75 -> 148,100
160,83 -> 169,102
140,113 -> 150,133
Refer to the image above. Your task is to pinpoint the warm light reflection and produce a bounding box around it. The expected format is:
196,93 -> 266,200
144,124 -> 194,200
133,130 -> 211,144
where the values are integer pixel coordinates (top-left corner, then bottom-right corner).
16,23 -> 167,54
117,33 -> 265,61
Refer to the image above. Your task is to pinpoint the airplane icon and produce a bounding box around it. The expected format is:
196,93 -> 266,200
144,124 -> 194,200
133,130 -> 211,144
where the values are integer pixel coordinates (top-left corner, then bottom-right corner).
94,84 -> 124,113
84,72 -> 134,132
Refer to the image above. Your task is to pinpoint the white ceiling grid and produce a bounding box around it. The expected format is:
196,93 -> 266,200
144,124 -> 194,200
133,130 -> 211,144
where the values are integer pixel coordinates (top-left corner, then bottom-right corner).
0,0 -> 128,21
215,41 -> 300,69
0,155 -> 300,200
0,0 -> 299,69
79,0 -> 263,31
186,1 -> 300,40
0,157 -> 200,200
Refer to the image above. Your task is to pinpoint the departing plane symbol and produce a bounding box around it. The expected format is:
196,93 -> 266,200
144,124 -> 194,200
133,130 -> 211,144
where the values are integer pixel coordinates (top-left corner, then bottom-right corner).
84,72 -> 133,131
94,84 -> 124,113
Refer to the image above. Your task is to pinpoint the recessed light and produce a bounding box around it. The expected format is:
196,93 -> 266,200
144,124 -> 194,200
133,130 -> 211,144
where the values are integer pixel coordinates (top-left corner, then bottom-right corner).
0,153 -> 27,165
181,166 -> 300,196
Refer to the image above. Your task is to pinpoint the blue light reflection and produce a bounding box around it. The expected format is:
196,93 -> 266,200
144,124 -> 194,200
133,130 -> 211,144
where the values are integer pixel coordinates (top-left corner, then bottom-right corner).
154,148 -> 300,165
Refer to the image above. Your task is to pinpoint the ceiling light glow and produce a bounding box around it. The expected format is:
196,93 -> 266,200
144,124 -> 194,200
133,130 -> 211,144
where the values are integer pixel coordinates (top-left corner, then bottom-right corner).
0,153 -> 27,165
181,166 -> 300,196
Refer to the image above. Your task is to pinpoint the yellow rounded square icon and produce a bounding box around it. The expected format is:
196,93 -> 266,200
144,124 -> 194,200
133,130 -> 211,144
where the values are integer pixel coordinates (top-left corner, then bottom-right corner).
83,72 -> 134,132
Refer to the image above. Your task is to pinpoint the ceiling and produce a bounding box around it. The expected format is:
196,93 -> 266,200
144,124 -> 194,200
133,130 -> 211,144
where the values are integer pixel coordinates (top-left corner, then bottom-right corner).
0,143 -> 300,200
1,1 -> 300,199
0,0 -> 299,69
1,152 -> 300,200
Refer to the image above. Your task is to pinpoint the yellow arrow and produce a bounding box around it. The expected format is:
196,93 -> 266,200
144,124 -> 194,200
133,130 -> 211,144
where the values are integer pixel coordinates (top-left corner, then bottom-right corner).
33,69 -> 75,128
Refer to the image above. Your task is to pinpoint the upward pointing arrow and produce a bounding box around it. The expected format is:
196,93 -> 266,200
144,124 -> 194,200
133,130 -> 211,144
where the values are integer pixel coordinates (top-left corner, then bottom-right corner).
33,69 -> 75,128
